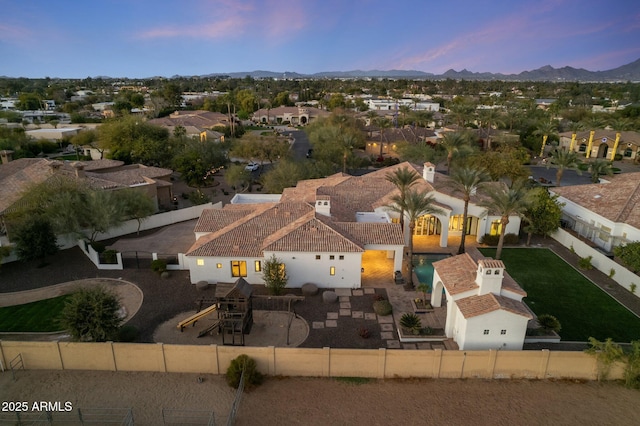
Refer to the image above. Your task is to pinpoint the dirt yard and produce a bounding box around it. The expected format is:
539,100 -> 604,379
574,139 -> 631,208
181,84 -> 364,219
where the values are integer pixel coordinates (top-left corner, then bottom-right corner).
1,370 -> 639,425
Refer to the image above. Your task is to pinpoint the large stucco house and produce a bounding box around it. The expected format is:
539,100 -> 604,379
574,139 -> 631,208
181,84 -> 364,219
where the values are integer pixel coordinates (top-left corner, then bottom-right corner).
551,172 -> 640,253
559,130 -> 640,161
430,254 -> 532,350
251,106 -> 329,126
185,162 -> 521,288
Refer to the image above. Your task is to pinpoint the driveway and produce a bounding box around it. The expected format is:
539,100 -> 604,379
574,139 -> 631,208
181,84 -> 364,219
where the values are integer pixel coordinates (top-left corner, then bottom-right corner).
109,219 -> 197,255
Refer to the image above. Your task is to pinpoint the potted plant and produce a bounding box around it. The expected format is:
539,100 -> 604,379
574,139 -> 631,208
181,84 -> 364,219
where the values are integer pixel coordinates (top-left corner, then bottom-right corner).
411,283 -> 433,313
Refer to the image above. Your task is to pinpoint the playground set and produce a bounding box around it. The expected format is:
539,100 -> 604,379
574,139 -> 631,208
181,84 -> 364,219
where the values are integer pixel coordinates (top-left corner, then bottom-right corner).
176,277 -> 304,346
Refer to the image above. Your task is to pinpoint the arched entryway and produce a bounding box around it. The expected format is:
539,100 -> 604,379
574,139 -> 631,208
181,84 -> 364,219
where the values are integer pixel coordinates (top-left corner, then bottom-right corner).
597,144 -> 609,158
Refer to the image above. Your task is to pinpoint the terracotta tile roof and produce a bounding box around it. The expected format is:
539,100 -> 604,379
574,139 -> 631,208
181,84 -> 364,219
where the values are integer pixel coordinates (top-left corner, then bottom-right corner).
332,222 -> 404,246
0,158 -> 55,213
148,110 -> 229,129
186,202 -> 314,257
95,166 -> 172,186
262,213 -> 364,253
433,253 -> 479,295
194,206 -> 259,234
80,159 -> 124,170
551,172 -> 640,229
456,293 -> 532,319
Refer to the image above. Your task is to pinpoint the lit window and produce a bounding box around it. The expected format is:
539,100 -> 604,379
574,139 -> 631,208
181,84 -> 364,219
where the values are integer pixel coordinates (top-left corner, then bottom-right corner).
500,330 -> 507,335
490,220 -> 502,236
330,255 -> 335,260
316,255 -> 321,260
255,260 -> 262,272
231,260 -> 247,277
196,259 -> 204,266
216,263 -> 222,269
330,266 -> 335,276
483,329 -> 489,335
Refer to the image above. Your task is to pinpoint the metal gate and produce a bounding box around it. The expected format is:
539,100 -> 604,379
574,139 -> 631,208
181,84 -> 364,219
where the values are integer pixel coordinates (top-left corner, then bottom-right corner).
120,251 -> 153,269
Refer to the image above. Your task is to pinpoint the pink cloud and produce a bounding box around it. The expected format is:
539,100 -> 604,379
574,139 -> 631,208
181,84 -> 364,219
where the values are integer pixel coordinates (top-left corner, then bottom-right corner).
0,22 -> 34,43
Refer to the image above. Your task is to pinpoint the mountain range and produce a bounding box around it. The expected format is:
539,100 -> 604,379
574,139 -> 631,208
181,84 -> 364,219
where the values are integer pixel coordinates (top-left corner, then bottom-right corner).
194,58 -> 640,82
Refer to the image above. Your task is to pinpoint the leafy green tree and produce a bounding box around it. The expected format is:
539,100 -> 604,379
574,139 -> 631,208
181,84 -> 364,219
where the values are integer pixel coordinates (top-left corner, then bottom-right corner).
479,183 -> 531,259
471,146 -> 529,183
263,254 -> 288,295
17,92 -> 41,110
118,189 -> 156,235
12,216 -> 59,266
60,286 -> 123,342
387,189 -> 444,287
586,337 -> 624,381
396,141 -> 439,164
225,164 -> 252,193
613,242 -> 640,273
547,148 -> 581,186
0,246 -> 12,268
624,340 -> 640,389
261,160 -> 307,194
97,116 -> 172,166
522,187 -> 564,245
447,166 -> 491,254
172,140 -> 228,188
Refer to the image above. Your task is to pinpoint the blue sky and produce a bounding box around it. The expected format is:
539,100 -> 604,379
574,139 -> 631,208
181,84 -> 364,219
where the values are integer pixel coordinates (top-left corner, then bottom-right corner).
1,0 -> 639,78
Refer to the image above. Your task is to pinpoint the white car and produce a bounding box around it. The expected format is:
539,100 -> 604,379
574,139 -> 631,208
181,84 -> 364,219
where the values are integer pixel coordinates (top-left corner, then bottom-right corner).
245,162 -> 260,171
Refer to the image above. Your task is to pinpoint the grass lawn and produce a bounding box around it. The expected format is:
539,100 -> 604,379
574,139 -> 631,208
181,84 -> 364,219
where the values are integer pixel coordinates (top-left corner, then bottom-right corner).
0,295 -> 70,332
479,248 -> 640,343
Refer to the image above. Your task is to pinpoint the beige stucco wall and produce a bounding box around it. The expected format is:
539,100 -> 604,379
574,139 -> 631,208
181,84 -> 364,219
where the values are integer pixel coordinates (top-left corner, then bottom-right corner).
0,341 -> 623,381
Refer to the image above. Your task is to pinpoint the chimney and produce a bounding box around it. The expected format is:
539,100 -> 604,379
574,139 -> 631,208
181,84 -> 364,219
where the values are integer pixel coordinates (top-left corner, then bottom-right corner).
48,160 -> 63,174
423,162 -> 435,183
0,150 -> 13,164
315,195 -> 331,217
72,162 -> 86,178
475,258 -> 505,296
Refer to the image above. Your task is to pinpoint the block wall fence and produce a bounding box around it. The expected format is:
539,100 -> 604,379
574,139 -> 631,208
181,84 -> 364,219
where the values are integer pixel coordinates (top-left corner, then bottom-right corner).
0,341 -> 624,381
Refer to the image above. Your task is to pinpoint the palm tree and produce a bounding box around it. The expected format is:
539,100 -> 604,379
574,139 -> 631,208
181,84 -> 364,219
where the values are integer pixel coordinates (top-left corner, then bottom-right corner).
478,183 -> 531,260
447,167 -> 490,254
588,159 -> 614,183
375,117 -> 392,157
385,166 -> 422,228
410,110 -> 434,128
388,189 -> 444,287
440,131 -> 473,174
534,120 -> 558,157
547,148 -> 581,186
477,108 -> 504,150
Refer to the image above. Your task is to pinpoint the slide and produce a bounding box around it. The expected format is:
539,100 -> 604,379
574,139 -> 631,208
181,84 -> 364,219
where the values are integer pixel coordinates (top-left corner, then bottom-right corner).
177,304 -> 218,331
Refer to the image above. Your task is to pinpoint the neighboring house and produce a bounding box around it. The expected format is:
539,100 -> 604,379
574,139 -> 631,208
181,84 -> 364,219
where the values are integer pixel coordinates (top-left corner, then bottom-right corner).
25,128 -> 81,140
550,172 -> 640,252
185,162 -> 521,287
148,110 -> 230,142
366,98 -> 440,112
251,106 -> 329,126
430,254 -> 532,350
365,127 -> 438,156
0,152 -> 173,242
559,130 -> 640,161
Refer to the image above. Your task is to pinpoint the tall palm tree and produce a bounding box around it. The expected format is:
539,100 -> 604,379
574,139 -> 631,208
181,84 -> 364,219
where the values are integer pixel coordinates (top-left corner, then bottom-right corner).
440,131 -> 473,174
479,183 -> 531,260
375,117 -> 392,157
410,110 -> 434,128
388,189 -> 444,287
477,108 -> 504,150
588,159 -> 614,183
534,120 -> 558,157
447,167 -> 491,254
547,148 -> 581,186
385,166 -> 422,228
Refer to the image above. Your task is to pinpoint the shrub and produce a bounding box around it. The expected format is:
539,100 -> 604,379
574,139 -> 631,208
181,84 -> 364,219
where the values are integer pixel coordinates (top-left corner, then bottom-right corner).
117,325 -> 140,342
614,154 -> 623,161
400,313 -> 422,334
373,300 -> 393,316
578,255 -> 593,270
151,259 -> 168,274
631,283 -> 637,295
609,268 -> 616,279
479,233 -> 519,246
358,326 -> 371,339
226,354 -> 264,390
537,314 -> 561,333
90,241 -> 106,253
101,249 -> 118,264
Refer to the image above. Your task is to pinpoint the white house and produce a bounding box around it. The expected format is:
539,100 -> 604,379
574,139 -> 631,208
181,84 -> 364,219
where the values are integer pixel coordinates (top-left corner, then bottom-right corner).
551,172 -> 640,253
185,162 -> 523,288
430,254 -> 532,350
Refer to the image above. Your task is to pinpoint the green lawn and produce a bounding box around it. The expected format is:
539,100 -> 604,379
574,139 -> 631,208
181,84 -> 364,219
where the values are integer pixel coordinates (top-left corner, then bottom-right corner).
0,295 -> 70,332
479,248 -> 640,343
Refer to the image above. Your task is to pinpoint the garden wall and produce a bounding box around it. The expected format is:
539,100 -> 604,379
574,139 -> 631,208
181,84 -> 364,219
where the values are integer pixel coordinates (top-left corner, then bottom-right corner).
552,229 -> 639,296
0,340 -> 623,381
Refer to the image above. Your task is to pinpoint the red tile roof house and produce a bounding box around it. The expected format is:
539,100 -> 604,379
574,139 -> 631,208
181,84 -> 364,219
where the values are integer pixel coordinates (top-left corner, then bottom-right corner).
431,254 -> 532,350
0,152 -> 173,246
185,162 -> 522,288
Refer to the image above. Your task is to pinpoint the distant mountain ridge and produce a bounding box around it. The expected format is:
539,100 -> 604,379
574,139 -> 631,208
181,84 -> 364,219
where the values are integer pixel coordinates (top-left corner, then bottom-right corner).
196,58 -> 640,82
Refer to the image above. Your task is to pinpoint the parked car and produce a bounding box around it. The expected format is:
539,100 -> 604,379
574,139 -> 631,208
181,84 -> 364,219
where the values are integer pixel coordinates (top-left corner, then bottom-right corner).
245,162 -> 260,171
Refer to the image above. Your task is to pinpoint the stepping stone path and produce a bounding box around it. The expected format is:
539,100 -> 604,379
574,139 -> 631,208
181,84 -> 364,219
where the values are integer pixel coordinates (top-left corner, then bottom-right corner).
321,288 -> 399,348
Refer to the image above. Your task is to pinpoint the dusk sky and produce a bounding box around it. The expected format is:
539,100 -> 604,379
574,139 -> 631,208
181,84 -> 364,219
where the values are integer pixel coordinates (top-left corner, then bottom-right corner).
1,0 -> 639,79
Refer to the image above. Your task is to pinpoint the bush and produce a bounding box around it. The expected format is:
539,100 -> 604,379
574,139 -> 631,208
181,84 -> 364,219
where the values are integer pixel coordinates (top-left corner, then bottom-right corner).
479,233 -> 519,246
400,313 -> 422,335
117,325 -> 140,342
373,300 -> 393,316
101,249 -> 118,264
226,354 -> 264,390
614,154 -> 623,161
90,241 -> 106,253
578,255 -> 593,270
151,259 -> 168,274
537,314 -> 561,333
